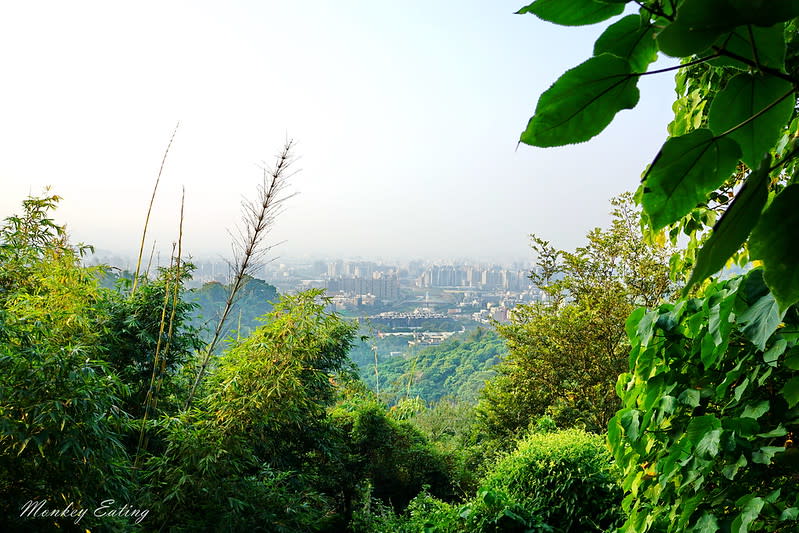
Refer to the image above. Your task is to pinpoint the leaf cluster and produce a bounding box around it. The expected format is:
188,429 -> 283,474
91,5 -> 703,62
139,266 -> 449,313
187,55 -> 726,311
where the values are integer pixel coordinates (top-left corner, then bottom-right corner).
518,0 -> 799,309
609,269 -> 799,532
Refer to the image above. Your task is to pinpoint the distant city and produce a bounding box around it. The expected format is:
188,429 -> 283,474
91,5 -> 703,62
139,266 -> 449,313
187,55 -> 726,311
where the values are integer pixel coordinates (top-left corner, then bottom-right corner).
85,252 -> 544,337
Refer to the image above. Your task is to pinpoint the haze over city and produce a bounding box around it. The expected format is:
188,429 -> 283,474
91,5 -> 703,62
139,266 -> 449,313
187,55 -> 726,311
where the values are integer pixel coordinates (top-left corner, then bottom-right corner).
1,1 -> 676,262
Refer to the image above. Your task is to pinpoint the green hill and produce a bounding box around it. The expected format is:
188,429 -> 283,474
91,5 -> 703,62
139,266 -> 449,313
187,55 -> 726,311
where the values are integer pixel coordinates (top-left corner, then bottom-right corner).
361,328 -> 507,404
187,275 -> 279,345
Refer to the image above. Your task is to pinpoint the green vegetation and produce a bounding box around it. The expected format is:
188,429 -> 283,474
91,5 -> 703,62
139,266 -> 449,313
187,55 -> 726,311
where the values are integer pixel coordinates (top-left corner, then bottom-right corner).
0,192 -> 632,532
360,428 -> 622,533
479,196 -> 674,437
187,276 -> 279,345
518,0 -> 799,308
0,195 -> 134,531
361,328 -> 507,405
5,3 -> 799,531
0,196 -> 462,531
480,429 -> 623,531
518,1 -> 799,531
610,269 -> 799,531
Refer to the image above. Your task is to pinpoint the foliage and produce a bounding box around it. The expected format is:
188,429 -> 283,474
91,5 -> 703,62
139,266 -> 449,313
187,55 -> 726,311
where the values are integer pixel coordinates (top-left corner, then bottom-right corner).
374,429 -> 620,533
329,394 -> 457,517
143,290 -> 358,530
99,264 -> 204,418
478,429 -> 623,532
362,328 -> 507,404
517,0 -> 799,309
478,195 -> 674,437
0,194 -> 132,530
187,275 -> 279,345
204,289 -> 357,472
609,268 -> 799,532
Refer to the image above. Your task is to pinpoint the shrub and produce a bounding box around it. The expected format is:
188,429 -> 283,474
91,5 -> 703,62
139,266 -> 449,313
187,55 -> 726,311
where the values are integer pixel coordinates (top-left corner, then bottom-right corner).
481,429 -> 623,532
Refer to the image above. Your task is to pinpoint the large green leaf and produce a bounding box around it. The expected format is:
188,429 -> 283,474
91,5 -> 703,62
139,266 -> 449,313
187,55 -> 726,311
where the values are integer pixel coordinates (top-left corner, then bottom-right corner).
722,417 -> 759,436
696,428 -> 723,457
740,400 -> 769,420
657,0 -> 732,57
641,129 -> 741,230
658,0 -> 799,57
781,377 -> 799,408
709,23 -> 786,71
708,74 -> 794,168
752,446 -> 785,464
737,291 -> 783,350
727,0 -> 799,27
593,15 -> 658,73
685,157 -> 770,293
737,268 -> 770,306
693,512 -> 720,533
785,346 -> 799,369
750,185 -> 799,311
686,415 -> 721,444
520,54 -> 639,147
732,495 -> 765,532
620,408 -> 641,442
516,0 -> 624,26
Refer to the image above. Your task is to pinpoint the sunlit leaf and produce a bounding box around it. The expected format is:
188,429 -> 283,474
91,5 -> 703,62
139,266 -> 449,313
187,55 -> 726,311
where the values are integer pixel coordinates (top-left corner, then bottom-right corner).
749,185 -> 799,311
517,0 -> 624,26
641,129 -> 741,230
520,54 -> 639,147
593,15 -> 658,72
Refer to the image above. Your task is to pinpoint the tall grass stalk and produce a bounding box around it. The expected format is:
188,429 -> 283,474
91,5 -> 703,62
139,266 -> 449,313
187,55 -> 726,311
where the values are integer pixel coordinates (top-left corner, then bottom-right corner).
131,122 -> 179,295
184,140 -> 296,409
134,188 -> 186,466
134,244 -> 176,468
144,240 -> 157,280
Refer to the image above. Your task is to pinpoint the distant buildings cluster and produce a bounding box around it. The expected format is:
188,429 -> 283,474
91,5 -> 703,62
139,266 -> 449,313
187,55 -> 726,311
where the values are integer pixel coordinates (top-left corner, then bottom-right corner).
417,265 -> 532,291
84,251 -> 544,328
325,276 -> 400,300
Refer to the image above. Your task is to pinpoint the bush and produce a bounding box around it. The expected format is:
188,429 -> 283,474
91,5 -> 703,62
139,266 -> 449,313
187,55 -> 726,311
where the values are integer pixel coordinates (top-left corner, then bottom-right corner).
481,429 -> 623,532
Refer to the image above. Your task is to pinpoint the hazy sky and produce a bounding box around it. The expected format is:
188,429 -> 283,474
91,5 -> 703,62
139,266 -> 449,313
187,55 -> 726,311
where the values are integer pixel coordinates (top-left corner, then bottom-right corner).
0,1 -> 676,263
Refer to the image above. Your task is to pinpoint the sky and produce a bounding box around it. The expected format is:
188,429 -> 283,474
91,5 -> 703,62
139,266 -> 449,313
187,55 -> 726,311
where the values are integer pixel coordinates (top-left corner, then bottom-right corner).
0,1 -> 677,264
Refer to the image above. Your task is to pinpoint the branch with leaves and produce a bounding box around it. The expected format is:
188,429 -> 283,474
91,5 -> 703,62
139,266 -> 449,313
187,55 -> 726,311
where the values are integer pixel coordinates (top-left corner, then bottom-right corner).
517,0 -> 799,310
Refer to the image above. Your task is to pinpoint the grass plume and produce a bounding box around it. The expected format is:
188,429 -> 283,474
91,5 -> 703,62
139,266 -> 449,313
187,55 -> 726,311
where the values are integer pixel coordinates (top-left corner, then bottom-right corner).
131,122 -> 180,295
184,139 -> 297,409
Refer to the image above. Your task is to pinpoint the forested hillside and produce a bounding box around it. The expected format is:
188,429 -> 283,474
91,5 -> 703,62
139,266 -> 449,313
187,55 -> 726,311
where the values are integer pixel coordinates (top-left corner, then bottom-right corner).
187,276 -> 279,344
360,328 -> 506,404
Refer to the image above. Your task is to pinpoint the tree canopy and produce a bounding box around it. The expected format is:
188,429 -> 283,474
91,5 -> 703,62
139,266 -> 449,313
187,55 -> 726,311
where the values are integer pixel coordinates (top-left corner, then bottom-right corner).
478,195 -> 674,437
